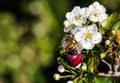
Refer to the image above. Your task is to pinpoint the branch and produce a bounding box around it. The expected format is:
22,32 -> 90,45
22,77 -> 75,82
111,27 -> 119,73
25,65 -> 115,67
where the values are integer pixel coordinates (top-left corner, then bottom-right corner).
101,59 -> 112,71
99,71 -> 120,77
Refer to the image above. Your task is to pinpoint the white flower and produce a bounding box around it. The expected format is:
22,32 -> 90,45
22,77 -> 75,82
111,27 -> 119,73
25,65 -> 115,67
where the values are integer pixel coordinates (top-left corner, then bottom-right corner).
111,30 -> 116,35
74,24 -> 102,50
53,73 -> 60,80
67,80 -> 73,83
66,6 -> 90,26
88,1 -> 108,22
58,65 -> 65,73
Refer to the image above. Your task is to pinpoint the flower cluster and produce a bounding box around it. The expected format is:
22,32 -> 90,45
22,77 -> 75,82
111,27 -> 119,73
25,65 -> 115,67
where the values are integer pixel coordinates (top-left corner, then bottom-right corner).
54,1 -> 120,83
64,1 -> 107,50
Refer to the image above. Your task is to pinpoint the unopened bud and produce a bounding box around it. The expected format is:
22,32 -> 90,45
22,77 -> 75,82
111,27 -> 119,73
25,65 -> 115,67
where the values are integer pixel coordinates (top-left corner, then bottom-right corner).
100,20 -> 106,28
105,40 -> 110,45
63,20 -> 71,28
111,30 -> 116,35
100,53 -> 106,58
58,65 -> 65,73
67,80 -> 73,83
53,73 -> 60,81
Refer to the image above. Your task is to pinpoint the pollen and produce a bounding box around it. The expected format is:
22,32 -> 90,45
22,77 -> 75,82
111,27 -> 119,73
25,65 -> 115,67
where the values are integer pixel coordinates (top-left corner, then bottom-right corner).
85,32 -> 93,40
93,11 -> 100,17
75,14 -> 81,20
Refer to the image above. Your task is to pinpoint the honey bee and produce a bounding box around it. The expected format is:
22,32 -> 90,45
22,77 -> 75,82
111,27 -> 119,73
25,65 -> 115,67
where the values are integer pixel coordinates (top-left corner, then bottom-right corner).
61,33 -> 81,55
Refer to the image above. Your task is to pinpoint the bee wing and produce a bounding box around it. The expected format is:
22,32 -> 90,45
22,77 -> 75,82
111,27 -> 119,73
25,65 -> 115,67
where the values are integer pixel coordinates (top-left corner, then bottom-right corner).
75,43 -> 83,53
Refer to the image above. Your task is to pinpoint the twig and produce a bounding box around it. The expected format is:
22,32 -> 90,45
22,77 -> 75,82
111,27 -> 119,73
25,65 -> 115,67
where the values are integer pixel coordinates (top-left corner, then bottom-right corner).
101,59 -> 112,71
99,71 -> 120,77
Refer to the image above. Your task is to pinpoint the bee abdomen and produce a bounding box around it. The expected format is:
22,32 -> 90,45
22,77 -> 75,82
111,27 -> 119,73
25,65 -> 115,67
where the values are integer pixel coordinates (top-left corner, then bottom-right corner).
67,47 -> 78,55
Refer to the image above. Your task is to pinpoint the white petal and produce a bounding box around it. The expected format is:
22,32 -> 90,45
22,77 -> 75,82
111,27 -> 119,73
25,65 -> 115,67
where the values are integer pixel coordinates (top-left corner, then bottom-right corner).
89,5 -> 94,12
72,20 -> 83,26
92,1 -> 100,6
72,6 -> 81,14
88,14 -> 99,22
82,42 -> 94,50
83,7 -> 91,17
74,31 -> 84,43
71,27 -> 80,34
92,32 -> 102,44
99,13 -> 108,22
97,5 -> 106,12
66,12 -> 74,21
64,27 -> 72,33
87,24 -> 98,32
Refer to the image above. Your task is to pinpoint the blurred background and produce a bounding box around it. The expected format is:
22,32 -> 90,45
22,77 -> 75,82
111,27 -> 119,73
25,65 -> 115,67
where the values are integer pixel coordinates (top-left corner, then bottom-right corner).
0,0 -> 120,83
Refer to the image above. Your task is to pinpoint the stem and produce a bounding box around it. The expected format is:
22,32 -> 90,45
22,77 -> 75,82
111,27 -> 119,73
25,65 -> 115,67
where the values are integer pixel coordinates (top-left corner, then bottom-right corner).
90,50 -> 94,56
96,44 -> 105,51
101,59 -> 112,71
60,75 -> 75,79
58,58 -> 77,74
99,72 -> 120,77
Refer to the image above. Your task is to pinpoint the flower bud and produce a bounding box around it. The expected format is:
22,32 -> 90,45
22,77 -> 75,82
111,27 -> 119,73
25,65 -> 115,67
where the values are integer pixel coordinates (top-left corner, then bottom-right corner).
63,20 -> 71,28
108,48 -> 114,55
53,73 -> 60,81
105,40 -> 110,45
100,20 -> 106,28
58,65 -> 65,73
67,80 -> 73,83
63,20 -> 72,33
111,30 -> 116,35
100,53 -> 106,58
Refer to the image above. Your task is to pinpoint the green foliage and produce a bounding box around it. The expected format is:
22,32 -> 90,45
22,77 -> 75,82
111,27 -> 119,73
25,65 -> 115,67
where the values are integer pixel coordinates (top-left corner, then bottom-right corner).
112,21 -> 120,30
105,13 -> 117,29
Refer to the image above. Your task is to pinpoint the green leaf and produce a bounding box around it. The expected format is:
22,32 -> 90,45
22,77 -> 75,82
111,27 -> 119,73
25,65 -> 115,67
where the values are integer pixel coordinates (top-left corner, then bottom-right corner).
59,48 -> 65,55
88,57 -> 94,73
112,21 -> 120,30
99,27 -> 105,34
88,56 -> 99,73
105,13 -> 117,29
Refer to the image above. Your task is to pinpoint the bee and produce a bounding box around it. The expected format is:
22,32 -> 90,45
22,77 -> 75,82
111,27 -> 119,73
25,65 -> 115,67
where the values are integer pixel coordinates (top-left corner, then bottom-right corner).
61,33 -> 81,55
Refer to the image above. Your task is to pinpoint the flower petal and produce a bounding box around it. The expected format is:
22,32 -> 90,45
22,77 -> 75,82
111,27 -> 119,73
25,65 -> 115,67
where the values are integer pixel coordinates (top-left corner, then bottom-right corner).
87,24 -> 98,32
74,31 -> 84,43
72,6 -> 81,14
92,32 -> 102,44
66,12 -> 74,21
82,42 -> 94,50
99,13 -> 108,22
